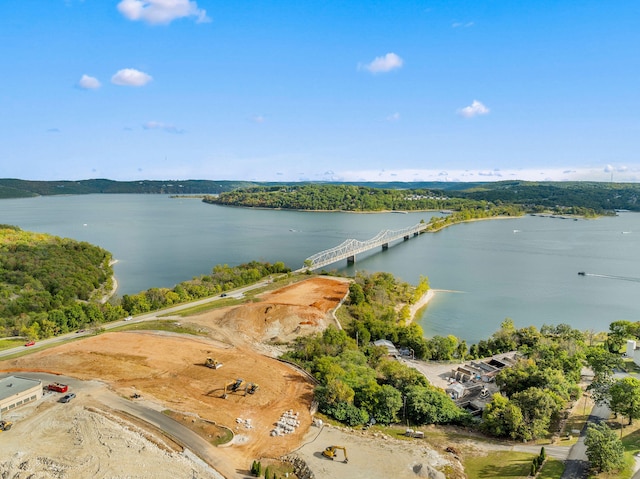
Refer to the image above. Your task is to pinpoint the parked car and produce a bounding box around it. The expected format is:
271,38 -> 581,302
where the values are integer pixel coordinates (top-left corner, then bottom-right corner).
24,340 -> 36,347
124,316 -> 133,321
220,293 -> 227,297
60,393 -> 76,403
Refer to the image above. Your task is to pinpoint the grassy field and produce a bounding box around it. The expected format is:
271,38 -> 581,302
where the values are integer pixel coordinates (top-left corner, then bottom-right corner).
464,451 -> 564,479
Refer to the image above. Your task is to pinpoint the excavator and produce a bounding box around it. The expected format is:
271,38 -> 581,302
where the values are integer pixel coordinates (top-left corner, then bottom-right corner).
205,357 -> 222,369
222,378 -> 245,399
0,420 -> 12,432
322,445 -> 348,463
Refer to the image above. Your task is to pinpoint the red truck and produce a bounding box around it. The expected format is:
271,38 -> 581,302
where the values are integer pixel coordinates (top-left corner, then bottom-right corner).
47,383 -> 68,393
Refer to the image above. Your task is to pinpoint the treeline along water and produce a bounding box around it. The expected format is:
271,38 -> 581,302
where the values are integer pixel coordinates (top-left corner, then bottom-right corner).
2,195 -> 638,343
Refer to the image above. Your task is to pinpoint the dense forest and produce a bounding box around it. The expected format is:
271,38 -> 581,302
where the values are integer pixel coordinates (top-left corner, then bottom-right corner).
204,181 -> 640,214
0,224 -> 290,339
0,225 -> 114,338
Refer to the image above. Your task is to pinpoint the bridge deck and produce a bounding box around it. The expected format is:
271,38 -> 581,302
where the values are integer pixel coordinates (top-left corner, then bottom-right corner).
304,222 -> 426,270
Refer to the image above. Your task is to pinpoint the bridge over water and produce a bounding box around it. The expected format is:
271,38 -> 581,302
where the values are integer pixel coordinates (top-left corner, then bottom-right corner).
303,222 -> 426,271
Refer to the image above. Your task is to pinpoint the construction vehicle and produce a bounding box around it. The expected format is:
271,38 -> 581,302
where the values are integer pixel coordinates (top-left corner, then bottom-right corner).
47,383 -> 68,393
0,420 -> 13,432
222,378 -> 245,399
322,445 -> 348,463
205,357 -> 223,369
246,382 -> 259,394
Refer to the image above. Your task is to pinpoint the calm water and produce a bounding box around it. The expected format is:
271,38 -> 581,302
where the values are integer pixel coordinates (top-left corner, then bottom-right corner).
2,195 -> 639,343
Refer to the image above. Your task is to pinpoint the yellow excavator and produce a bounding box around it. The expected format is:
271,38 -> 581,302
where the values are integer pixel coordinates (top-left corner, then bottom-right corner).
0,420 -> 12,432
222,378 -> 245,399
322,445 -> 348,463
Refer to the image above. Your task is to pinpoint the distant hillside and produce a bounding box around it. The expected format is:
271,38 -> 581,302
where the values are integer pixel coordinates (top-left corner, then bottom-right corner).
0,179 -> 256,198
3,179 -> 640,213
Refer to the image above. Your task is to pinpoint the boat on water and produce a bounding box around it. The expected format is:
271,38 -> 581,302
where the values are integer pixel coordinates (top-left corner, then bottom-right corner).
578,271 -> 586,276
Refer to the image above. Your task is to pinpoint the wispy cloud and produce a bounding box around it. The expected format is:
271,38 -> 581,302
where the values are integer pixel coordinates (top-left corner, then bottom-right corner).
78,74 -> 101,90
111,68 -> 153,87
249,114 -> 266,123
452,21 -> 474,28
359,53 -> 403,74
143,121 -> 185,134
386,112 -> 400,122
117,0 -> 210,25
458,100 -> 490,118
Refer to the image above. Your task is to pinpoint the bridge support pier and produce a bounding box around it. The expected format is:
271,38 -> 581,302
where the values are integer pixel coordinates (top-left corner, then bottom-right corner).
347,255 -> 355,265
382,243 -> 388,250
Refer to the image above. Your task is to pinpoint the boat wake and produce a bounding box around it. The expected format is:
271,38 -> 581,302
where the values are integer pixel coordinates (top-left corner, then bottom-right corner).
579,272 -> 640,283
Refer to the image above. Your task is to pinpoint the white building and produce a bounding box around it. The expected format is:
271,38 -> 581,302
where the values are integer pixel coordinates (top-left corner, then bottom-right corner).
0,376 -> 42,418
626,340 -> 640,366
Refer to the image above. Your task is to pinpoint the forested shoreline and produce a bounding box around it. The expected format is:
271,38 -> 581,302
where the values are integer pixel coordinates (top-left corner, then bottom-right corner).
0,224 -> 290,340
3,178 -> 640,214
204,182 -> 640,215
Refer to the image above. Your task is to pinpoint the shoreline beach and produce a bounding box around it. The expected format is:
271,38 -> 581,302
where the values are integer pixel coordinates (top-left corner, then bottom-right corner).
409,288 -> 435,322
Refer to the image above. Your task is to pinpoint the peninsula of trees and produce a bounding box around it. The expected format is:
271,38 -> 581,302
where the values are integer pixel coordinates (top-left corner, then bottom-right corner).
204,182 -> 640,215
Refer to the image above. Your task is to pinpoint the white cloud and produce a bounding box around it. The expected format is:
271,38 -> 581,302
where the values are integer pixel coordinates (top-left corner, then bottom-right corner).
143,121 -> 184,134
452,21 -> 474,28
117,0 -> 210,25
111,68 -> 153,87
78,74 -> 101,89
249,114 -> 265,123
359,53 -> 403,73
458,100 -> 490,118
386,112 -> 400,122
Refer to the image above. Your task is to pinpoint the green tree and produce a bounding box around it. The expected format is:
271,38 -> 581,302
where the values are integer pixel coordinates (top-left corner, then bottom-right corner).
609,376 -> 640,425
607,320 -> 631,353
584,422 -> 624,473
511,387 -> 562,440
481,393 -> 524,439
585,345 -> 623,379
405,385 -> 465,425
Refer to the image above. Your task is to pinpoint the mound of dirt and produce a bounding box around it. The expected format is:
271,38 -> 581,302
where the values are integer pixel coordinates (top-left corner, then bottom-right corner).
186,276 -> 351,345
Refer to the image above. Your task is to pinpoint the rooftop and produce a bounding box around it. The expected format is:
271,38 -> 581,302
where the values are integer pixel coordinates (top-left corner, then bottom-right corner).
0,376 -> 42,401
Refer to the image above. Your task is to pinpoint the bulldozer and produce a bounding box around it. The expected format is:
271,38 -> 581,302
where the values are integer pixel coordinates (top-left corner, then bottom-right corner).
205,357 -> 223,369
322,445 -> 348,463
0,420 -> 13,432
222,378 -> 245,399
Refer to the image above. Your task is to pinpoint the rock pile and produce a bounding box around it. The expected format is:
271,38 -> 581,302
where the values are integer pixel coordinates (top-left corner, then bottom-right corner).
235,417 -> 253,429
271,410 -> 300,436
282,455 -> 315,479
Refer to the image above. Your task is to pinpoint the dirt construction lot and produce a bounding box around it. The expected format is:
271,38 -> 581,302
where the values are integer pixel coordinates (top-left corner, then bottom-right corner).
0,276 -> 460,479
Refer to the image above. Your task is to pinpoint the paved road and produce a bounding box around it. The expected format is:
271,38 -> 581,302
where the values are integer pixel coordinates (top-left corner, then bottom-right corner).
561,403 -> 611,479
0,278 -> 273,359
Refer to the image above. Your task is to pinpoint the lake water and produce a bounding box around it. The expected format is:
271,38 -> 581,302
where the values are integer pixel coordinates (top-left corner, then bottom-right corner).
2,194 -> 639,343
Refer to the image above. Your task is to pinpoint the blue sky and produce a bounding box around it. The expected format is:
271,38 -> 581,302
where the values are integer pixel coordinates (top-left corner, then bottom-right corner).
2,1 -> 639,182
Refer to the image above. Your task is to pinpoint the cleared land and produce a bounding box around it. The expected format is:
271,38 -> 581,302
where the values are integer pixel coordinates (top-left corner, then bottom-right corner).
0,276 -> 463,479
